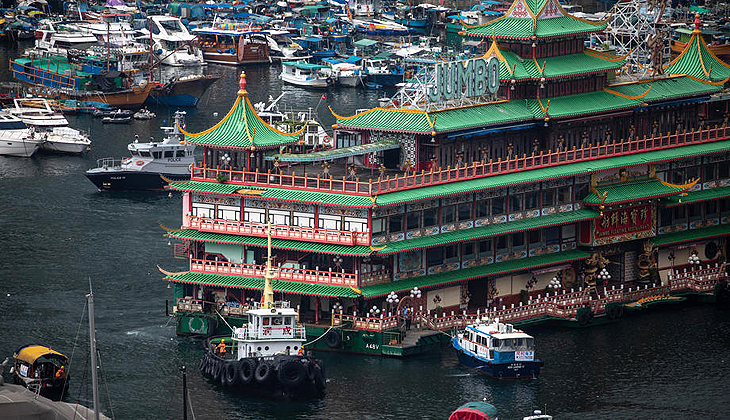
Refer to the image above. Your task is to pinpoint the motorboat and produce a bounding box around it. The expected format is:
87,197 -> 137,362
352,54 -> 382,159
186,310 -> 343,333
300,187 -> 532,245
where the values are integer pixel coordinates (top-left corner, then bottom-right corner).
451,317 -> 543,379
93,109 -> 133,118
85,110 -> 194,191
9,97 -> 91,154
322,58 -> 364,87
33,20 -> 98,55
199,224 -> 326,398
0,112 -> 43,157
101,115 -> 131,124
280,61 -> 333,88
10,345 -> 69,399
133,108 -> 156,120
362,58 -> 405,87
141,16 -> 204,66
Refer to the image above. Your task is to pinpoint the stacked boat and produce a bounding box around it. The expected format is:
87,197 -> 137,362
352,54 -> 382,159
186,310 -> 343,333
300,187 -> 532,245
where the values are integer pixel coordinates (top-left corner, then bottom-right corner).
9,97 -> 91,154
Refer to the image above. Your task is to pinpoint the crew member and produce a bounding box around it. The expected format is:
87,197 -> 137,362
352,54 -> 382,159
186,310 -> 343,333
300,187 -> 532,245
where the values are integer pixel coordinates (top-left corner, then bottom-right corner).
217,340 -> 226,355
55,365 -> 66,379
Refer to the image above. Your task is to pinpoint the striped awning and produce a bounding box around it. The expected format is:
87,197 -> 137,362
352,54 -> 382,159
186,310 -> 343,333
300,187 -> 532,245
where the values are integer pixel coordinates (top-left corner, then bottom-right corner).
267,138 -> 400,162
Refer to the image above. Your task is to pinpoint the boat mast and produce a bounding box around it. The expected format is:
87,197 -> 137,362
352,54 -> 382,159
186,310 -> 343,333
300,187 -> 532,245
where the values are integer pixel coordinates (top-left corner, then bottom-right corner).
263,221 -> 275,307
87,287 -> 101,420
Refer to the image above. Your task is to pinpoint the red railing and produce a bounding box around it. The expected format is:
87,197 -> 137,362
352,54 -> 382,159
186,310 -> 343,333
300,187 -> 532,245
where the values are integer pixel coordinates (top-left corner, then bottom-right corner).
190,258 -> 359,287
332,313 -> 400,331
187,215 -> 370,246
190,125 -> 730,196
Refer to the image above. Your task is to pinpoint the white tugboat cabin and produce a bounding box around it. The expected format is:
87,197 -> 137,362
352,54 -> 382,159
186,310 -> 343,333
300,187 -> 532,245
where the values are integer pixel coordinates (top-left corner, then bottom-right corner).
232,302 -> 306,359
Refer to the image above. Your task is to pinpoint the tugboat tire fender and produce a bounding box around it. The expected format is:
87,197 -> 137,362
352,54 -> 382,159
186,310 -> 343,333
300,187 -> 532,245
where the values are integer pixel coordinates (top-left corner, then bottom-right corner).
254,361 -> 274,384
313,368 -> 326,392
305,360 -> 316,381
225,362 -> 238,386
324,329 -> 342,348
212,359 -> 224,382
238,358 -> 256,384
278,359 -> 306,388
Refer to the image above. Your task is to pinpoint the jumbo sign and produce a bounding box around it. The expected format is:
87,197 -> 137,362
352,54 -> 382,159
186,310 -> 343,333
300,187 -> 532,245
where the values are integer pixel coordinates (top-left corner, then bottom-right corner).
427,57 -> 500,102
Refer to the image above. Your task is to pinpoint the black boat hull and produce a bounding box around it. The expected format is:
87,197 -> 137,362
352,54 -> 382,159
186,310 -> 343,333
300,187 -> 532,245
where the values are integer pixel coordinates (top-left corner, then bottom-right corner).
85,170 -> 189,191
200,353 -> 326,399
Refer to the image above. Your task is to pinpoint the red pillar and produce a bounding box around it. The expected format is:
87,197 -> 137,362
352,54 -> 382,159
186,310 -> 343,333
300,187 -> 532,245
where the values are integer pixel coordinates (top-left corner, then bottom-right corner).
315,297 -> 320,323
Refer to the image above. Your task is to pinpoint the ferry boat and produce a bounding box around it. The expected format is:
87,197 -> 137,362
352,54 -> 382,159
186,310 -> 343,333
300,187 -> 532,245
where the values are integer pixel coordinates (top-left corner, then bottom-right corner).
451,317 -> 543,379
0,112 -> 43,157
198,224 -> 325,398
10,345 -> 69,399
192,27 -> 271,65
85,110 -> 193,190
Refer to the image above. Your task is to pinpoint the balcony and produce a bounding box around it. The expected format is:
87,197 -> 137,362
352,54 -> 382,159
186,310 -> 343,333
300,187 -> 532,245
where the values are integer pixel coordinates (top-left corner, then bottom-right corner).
186,215 -> 370,246
190,125 -> 730,196
190,258 -> 360,287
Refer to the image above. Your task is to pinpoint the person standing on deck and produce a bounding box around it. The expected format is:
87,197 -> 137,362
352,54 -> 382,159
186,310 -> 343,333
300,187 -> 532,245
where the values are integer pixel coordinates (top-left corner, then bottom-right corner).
405,308 -> 412,331
217,340 -> 226,355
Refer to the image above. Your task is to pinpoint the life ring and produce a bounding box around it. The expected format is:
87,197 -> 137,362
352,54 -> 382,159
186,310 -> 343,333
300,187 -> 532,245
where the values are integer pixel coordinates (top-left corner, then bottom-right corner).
324,329 -> 342,348
135,161 -> 144,166
224,362 -> 238,386
228,48 -> 235,55
187,317 -> 205,334
277,359 -> 306,388
254,361 -> 274,385
237,358 -> 256,385
323,135 -> 331,146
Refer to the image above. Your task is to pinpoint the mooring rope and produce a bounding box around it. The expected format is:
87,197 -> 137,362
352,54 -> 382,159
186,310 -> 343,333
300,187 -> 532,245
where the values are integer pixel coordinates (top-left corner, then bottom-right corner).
303,326 -> 334,347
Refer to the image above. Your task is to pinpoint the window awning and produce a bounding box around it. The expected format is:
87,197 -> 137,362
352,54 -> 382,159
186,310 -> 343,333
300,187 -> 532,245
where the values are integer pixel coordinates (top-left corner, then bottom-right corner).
267,138 -> 400,162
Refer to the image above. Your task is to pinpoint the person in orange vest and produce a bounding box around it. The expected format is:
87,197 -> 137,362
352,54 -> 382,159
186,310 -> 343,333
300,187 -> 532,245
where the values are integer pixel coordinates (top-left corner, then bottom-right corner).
297,347 -> 305,357
217,340 -> 227,355
55,365 -> 66,379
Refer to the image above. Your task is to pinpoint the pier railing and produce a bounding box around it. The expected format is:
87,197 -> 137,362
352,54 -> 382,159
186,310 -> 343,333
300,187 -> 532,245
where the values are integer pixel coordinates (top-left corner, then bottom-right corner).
189,258 -> 360,287
190,125 -> 730,196
186,215 -> 370,246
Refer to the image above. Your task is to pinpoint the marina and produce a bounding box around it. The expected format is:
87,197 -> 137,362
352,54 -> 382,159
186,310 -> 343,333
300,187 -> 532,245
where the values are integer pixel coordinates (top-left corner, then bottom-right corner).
1,0 -> 730,417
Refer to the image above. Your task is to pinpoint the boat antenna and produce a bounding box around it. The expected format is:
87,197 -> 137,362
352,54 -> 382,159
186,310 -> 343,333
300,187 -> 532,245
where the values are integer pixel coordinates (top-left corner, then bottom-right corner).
86,280 -> 100,420
263,220 -> 275,307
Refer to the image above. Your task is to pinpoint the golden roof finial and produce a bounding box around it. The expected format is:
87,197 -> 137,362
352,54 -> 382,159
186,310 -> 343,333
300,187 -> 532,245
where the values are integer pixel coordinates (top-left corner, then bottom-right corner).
693,13 -> 702,33
238,71 -> 247,96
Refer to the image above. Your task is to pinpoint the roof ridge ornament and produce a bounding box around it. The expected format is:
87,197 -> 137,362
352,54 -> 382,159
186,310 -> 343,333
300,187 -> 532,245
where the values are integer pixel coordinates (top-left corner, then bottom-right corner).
693,12 -> 701,33
238,71 -> 247,96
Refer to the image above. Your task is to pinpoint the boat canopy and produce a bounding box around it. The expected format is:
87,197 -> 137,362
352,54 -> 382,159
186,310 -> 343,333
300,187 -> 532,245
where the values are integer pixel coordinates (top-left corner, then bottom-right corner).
267,138 -> 400,162
14,345 -> 68,365
353,38 -> 378,47
448,402 -> 499,420
282,61 -> 329,70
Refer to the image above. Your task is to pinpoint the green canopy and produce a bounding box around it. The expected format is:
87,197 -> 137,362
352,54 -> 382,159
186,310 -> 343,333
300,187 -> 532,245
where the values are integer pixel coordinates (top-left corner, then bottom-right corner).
689,5 -> 709,13
267,138 -> 400,162
354,38 -> 379,47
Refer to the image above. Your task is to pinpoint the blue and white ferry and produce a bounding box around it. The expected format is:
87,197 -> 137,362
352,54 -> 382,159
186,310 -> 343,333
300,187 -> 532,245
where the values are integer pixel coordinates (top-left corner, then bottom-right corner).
451,317 -> 543,379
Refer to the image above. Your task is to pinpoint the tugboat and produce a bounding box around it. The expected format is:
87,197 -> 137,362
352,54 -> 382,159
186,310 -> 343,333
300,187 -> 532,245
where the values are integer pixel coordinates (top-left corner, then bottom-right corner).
199,223 -> 326,398
10,345 -> 69,399
451,317 -> 543,379
85,110 -> 194,191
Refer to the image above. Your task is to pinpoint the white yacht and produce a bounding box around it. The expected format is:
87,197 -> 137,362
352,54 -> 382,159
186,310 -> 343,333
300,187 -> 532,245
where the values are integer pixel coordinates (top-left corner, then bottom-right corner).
280,61 -> 333,88
253,93 -> 329,147
33,20 -> 98,55
140,16 -> 204,66
9,97 -> 91,154
85,111 -> 194,190
0,113 -> 42,157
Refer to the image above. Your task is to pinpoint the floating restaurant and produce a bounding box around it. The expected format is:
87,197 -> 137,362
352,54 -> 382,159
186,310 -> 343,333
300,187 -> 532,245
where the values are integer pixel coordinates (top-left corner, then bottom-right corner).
161,3 -> 730,356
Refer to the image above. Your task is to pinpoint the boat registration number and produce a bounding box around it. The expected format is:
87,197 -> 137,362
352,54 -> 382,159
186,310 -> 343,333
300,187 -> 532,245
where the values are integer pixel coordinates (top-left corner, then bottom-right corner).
365,343 -> 379,350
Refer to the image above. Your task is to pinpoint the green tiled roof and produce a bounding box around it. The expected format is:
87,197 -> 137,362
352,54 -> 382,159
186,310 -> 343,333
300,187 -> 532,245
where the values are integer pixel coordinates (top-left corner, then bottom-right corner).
662,186 -> 730,207
167,271 -> 360,298
532,90 -> 636,118
462,16 -> 607,40
334,108 -> 432,133
653,224 -> 730,247
585,178 -> 687,205
168,229 -> 373,256
168,181 -> 373,207
379,209 -> 598,254
496,49 -> 625,81
269,138 -> 400,162
375,139 -> 730,206
182,92 -> 302,150
360,249 -> 590,297
606,76 -> 721,103
664,30 -> 730,82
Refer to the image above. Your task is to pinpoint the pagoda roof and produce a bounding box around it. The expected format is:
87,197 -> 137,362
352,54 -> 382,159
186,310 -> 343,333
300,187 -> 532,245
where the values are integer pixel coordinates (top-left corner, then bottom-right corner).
663,24 -> 730,84
661,186 -> 730,207
333,76 -> 720,134
486,41 -> 625,81
460,0 -> 607,40
180,73 -> 304,150
584,178 -> 695,206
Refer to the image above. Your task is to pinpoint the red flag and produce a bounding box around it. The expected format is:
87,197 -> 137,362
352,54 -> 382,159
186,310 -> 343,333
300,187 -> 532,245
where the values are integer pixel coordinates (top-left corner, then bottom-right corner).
321,94 -> 327,100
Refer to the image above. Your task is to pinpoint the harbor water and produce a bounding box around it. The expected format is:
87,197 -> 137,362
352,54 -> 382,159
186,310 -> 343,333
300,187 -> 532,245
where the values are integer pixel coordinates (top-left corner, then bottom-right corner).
1,42 -> 730,419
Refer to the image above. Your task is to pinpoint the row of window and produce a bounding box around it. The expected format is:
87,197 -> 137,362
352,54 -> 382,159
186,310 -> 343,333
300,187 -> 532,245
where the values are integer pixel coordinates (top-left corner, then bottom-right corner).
374,186 -> 583,235
131,149 -> 189,159
422,225 -> 576,267
662,163 -> 730,185
658,199 -> 730,227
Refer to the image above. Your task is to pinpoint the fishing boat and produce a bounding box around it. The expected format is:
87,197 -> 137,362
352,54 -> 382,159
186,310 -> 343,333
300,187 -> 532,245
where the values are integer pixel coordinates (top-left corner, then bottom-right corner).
0,112 -> 43,157
146,74 -> 220,107
142,15 -> 204,67
362,58 -> 404,87
322,58 -> 364,87
280,61 -> 333,88
451,317 -> 543,379
10,345 -> 69,399
85,110 -> 193,191
193,27 -> 271,65
199,223 -> 326,398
